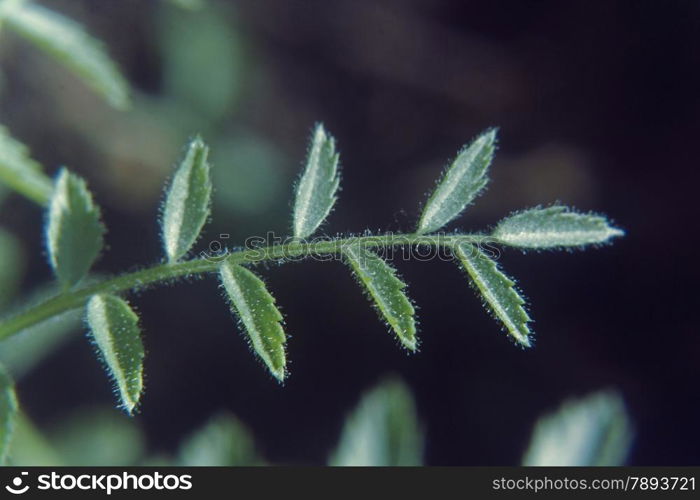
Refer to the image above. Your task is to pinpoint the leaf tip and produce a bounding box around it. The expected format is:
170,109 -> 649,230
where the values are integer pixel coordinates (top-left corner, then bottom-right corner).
47,167 -> 105,287
271,365 -> 286,383
292,122 -> 341,239
481,126 -> 499,144
86,293 -> 145,415
161,135 -> 212,262
416,127 -> 498,234
607,226 -> 625,240
517,333 -> 532,348
401,336 -> 418,352
122,395 -> 140,416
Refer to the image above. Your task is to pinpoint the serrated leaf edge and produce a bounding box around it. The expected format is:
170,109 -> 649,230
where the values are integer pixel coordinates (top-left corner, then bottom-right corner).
417,128 -> 496,234
86,294 -> 144,415
344,244 -> 418,351
219,262 -> 287,381
455,242 -> 531,346
162,137 -> 212,262
293,123 -> 340,239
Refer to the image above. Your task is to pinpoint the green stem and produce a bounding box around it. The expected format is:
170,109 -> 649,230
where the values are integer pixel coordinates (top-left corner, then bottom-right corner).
0,233 -> 484,341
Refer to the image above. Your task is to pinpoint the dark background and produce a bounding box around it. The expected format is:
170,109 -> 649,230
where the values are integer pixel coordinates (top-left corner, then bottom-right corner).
1,0 -> 698,465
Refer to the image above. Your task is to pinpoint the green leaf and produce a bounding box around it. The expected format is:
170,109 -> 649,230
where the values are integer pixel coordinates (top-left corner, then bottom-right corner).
343,243 -> 417,350
161,136 -> 212,262
0,309 -> 80,380
454,242 -> 531,346
86,294 -> 145,414
417,128 -> 496,234
158,0 -> 239,120
0,363 -> 18,465
493,205 -> 624,249
166,0 -> 206,10
292,123 -> 340,239
0,124 -> 53,205
6,412 -> 63,466
2,1 -> 130,109
179,413 -> 260,466
0,227 -> 25,309
46,169 -> 105,288
49,408 -> 145,466
219,261 -> 287,381
330,378 -> 423,466
522,390 -> 633,466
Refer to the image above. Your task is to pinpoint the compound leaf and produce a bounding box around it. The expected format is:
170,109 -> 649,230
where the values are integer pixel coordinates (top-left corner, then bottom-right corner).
455,242 -> 531,346
86,294 -> 145,415
219,261 -> 286,381
523,390 -> 633,466
0,364 -> 18,465
344,243 -> 417,350
292,123 -> 340,239
46,169 -> 105,288
161,136 -> 212,262
2,0 -> 130,109
0,124 -> 52,205
493,206 -> 624,249
417,128 -> 496,234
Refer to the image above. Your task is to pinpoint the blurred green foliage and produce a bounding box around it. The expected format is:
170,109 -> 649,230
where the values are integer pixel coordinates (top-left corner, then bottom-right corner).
0,228 -> 23,309
157,1 -> 243,124
330,378 -> 424,466
523,391 -> 633,466
178,413 -> 261,466
0,0 -> 636,467
8,377 -> 425,466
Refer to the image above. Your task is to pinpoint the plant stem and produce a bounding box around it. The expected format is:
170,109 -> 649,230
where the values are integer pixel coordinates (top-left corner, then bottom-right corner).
0,233 -> 485,341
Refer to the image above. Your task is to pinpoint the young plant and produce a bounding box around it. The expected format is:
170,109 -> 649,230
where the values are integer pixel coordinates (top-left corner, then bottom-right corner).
0,123 -> 623,423
0,0 -> 624,464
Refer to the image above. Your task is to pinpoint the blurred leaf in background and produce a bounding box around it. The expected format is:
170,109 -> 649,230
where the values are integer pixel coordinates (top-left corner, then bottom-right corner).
47,408 -> 145,466
166,0 -> 206,11
0,0 -> 130,110
9,409 -> 145,466
0,309 -> 80,380
211,132 -> 286,217
178,412 -> 261,466
157,0 -> 244,125
0,273 -> 99,381
0,363 -> 17,464
522,390 -> 633,466
330,377 -> 424,466
7,413 -> 61,466
0,227 -> 24,309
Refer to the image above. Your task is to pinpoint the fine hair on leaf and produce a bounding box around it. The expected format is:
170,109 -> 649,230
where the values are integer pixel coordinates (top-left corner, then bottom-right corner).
86,294 -> 145,415
292,123 -> 340,240
0,124 -> 624,416
46,169 -> 106,288
161,136 -> 212,262
343,243 -> 417,351
493,205 -> 624,249
219,260 -> 287,381
417,128 -> 496,234
454,242 -> 531,346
